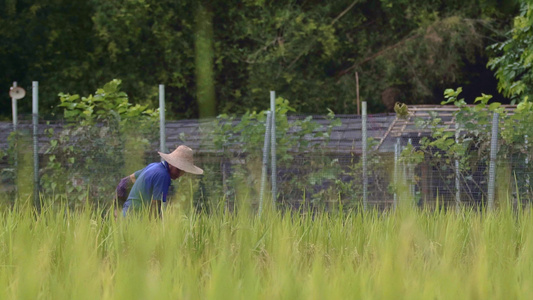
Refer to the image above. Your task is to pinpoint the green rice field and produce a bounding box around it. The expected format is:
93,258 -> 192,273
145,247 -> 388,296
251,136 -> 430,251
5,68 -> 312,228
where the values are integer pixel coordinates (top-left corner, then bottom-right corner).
1,199 -> 532,299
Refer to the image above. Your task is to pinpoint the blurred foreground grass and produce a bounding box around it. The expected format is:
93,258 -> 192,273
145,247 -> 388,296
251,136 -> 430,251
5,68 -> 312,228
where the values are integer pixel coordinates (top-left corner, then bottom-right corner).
0,199 -> 532,299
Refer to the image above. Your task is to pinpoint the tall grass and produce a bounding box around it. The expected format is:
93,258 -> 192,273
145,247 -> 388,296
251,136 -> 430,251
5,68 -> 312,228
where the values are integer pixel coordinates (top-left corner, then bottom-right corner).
0,198 -> 532,299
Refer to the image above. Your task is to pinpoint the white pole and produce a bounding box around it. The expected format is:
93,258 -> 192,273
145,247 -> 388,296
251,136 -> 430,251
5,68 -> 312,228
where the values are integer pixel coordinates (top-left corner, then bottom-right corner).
394,137 -> 400,209
11,81 -> 18,201
270,91 -> 277,208
526,135 -> 529,166
408,138 -> 414,201
525,135 -> 529,203
487,112 -> 499,210
12,81 -> 18,131
259,112 -> 272,216
455,122 -> 461,211
32,81 -> 40,209
159,84 -> 166,153
362,101 -> 368,210
159,84 -> 166,212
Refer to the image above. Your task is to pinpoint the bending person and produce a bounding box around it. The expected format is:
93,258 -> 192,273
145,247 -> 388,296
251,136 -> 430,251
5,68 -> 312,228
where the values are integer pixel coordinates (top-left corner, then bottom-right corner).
122,145 -> 203,217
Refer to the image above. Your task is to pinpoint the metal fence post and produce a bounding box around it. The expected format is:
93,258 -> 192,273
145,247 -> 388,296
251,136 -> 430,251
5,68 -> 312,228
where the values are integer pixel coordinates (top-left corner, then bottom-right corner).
159,84 -> 166,213
270,91 -> 277,208
408,138 -> 414,202
394,137 -> 400,209
526,135 -> 530,202
11,81 -> 18,131
259,111 -> 272,216
455,122 -> 461,211
487,112 -> 499,210
159,84 -> 167,153
32,81 -> 40,210
526,135 -> 529,166
10,81 -> 19,200
362,101 -> 368,210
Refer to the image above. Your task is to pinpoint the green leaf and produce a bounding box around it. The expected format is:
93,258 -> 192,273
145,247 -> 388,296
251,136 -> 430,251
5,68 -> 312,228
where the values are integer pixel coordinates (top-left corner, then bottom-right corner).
64,110 -> 80,119
488,102 -> 501,110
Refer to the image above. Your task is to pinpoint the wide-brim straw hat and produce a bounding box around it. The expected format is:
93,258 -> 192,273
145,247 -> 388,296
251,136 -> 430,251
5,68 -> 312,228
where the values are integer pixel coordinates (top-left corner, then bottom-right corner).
158,145 -> 204,175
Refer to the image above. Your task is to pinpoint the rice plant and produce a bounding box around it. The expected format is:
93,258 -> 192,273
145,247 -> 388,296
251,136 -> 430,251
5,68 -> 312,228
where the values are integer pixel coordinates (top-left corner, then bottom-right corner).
0,196 -> 532,299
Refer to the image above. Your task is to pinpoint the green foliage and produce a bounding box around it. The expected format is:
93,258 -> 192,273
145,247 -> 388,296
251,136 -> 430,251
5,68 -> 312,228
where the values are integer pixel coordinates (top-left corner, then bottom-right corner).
401,87 -> 533,203
203,98 -> 342,208
0,0 -> 98,118
334,138 -> 393,204
41,80 -> 158,207
0,0 -> 517,119
488,1 -> 533,103
399,143 -> 425,165
502,97 -> 533,145
58,79 -> 158,127
90,0 -> 197,117
394,102 -> 409,119
0,132 -> 20,202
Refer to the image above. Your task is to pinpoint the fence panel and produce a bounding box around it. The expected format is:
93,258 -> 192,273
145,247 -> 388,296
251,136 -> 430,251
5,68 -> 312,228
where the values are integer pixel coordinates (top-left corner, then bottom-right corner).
0,109 -> 532,211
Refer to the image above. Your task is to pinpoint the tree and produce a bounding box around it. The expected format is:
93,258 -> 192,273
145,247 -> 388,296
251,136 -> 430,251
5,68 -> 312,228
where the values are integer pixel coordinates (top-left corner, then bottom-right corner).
488,1 -> 533,103
0,0 -> 519,119
0,0 -> 97,118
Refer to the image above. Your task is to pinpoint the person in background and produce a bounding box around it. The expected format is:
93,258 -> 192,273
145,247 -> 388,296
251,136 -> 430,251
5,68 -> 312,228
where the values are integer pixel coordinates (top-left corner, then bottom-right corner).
119,145 -> 203,217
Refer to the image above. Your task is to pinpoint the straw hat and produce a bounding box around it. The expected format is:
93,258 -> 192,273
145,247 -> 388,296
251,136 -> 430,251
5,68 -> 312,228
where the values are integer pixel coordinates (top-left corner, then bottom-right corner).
158,145 -> 203,175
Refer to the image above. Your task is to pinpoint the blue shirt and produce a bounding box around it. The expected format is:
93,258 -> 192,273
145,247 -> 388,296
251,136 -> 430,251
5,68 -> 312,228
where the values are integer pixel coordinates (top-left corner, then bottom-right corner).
123,161 -> 171,213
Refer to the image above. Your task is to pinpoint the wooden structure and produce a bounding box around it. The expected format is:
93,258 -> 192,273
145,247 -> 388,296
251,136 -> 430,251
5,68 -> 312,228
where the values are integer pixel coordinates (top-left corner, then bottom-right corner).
376,104 -> 517,205
376,104 -> 517,151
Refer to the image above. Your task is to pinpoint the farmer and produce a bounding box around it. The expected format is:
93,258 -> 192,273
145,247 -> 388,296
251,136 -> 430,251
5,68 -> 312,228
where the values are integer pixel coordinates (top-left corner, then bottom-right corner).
120,145 -> 203,216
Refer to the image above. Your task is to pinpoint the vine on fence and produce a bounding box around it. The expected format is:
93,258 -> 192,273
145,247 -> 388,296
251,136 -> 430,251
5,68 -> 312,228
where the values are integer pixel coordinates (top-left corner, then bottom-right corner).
333,137 -> 393,206
400,88 -> 533,205
0,132 -> 20,202
41,79 -> 158,207
198,97 -> 342,209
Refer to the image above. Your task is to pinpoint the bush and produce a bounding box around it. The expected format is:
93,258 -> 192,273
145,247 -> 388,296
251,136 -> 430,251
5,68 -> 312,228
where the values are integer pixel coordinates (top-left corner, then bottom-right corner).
41,79 -> 159,208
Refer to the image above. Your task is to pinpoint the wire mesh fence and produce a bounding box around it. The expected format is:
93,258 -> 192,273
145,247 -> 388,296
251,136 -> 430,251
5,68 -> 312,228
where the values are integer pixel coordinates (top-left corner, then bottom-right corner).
1,108 -> 532,211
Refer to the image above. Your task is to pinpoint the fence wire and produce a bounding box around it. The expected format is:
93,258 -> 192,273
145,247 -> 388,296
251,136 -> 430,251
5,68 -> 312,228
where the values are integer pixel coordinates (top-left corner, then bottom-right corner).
1,111 -> 532,211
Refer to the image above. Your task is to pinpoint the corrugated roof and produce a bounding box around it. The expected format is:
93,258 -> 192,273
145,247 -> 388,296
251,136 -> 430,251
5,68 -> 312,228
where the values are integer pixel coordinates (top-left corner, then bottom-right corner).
1,114 -> 398,155
8,104 -> 511,156
376,104 -> 517,151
